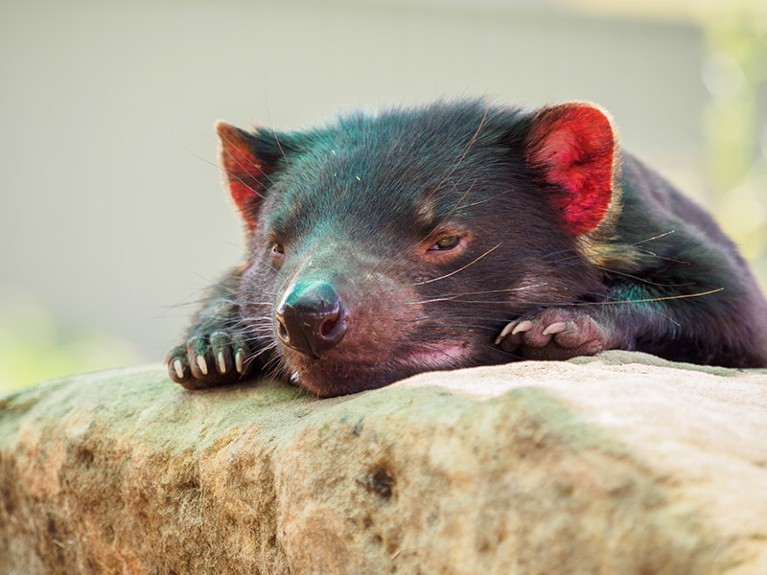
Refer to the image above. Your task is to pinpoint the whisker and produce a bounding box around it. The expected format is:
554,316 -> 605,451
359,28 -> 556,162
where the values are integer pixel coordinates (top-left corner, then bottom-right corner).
635,248 -> 690,265
594,266 -> 696,288
403,283 -> 549,305
454,188 -> 515,210
265,102 -> 292,170
226,171 -> 268,201
632,230 -> 676,246
164,126 -> 221,172
426,103 -> 491,201
597,287 -> 724,306
398,315 -> 510,324
402,287 -> 724,310
408,323 -> 499,332
473,341 -> 523,360
219,130 -> 276,186
541,230 -> 680,267
413,242 -> 502,286
455,288 -> 724,308
420,180 -> 477,243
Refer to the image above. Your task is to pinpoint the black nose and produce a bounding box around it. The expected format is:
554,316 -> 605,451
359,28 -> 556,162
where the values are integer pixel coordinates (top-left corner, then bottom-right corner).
275,280 -> 348,357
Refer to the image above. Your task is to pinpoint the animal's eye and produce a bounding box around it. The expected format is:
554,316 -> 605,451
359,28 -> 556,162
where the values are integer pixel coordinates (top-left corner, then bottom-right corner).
429,236 -> 461,251
271,242 -> 285,256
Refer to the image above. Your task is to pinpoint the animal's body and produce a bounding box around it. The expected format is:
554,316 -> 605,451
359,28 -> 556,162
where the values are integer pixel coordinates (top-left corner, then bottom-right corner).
167,100 -> 767,397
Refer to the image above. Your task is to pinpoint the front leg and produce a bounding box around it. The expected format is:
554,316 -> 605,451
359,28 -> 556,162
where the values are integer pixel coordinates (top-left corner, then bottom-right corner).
495,307 -> 616,360
166,267 -> 265,390
494,279 -> 760,367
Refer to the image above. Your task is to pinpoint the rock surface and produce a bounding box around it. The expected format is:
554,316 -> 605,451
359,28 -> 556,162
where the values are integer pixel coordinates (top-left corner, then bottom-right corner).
1,351 -> 766,575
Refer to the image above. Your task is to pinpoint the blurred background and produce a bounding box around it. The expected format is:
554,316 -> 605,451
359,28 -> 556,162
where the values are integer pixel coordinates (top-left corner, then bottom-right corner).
1,0 -> 766,393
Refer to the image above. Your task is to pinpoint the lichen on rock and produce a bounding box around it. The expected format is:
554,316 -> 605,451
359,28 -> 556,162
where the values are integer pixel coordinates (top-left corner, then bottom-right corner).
1,352 -> 766,574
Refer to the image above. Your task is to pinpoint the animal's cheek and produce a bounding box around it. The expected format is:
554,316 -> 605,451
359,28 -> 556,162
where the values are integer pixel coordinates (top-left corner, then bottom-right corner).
310,282 -> 422,363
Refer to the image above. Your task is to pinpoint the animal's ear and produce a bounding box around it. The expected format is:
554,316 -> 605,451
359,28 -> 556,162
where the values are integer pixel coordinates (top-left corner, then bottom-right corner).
524,102 -> 620,236
216,121 -> 282,233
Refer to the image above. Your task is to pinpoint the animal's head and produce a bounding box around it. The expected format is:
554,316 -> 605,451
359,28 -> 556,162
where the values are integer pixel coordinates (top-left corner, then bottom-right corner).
217,101 -> 621,396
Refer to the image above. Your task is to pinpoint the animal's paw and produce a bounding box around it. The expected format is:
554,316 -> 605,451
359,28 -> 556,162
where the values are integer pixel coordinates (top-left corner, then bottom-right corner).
495,308 -> 609,360
166,330 -> 251,390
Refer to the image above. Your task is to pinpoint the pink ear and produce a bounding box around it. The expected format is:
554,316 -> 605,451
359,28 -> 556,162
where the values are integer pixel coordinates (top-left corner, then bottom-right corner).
216,121 -> 269,232
526,103 -> 618,236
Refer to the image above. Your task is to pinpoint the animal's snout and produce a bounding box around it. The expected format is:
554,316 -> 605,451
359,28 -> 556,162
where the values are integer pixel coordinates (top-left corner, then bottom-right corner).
275,280 -> 348,357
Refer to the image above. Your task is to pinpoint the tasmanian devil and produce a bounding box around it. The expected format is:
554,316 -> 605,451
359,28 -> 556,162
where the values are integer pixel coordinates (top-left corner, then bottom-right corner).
166,100 -> 767,397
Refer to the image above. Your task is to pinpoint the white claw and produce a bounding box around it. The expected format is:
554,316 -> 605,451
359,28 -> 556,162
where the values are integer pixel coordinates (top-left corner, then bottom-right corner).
512,320 -> 534,335
495,322 -> 518,344
217,351 -> 227,374
235,349 -> 244,374
542,322 -> 568,336
196,355 -> 208,375
173,359 -> 185,380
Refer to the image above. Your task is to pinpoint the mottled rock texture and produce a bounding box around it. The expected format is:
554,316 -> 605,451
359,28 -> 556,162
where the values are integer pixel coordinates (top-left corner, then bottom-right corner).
1,351 -> 766,575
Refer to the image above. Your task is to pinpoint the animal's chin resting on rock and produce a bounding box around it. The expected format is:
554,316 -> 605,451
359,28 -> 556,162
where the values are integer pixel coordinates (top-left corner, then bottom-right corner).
166,99 -> 767,397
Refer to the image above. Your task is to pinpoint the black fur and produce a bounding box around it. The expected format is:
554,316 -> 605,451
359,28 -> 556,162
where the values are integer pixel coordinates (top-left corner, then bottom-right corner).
167,100 -> 767,397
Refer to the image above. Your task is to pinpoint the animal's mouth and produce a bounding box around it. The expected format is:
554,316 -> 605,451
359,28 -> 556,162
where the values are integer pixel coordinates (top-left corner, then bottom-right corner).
282,342 -> 471,398
399,344 -> 468,370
